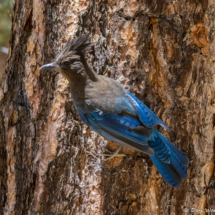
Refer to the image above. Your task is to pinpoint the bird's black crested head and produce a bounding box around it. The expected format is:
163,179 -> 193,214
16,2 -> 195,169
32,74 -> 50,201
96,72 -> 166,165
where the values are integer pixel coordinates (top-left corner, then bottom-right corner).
55,34 -> 93,74
40,34 -> 93,81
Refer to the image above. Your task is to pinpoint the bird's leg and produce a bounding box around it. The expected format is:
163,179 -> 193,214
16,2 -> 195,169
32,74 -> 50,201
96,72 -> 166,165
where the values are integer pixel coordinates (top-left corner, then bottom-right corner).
97,146 -> 126,161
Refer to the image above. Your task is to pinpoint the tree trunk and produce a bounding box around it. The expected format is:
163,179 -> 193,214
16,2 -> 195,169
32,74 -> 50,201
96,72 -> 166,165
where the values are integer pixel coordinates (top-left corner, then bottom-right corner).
0,0 -> 215,214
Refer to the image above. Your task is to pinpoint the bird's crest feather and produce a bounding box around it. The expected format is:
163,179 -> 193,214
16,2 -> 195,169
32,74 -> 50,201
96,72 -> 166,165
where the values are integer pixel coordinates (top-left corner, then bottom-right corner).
56,34 -> 92,62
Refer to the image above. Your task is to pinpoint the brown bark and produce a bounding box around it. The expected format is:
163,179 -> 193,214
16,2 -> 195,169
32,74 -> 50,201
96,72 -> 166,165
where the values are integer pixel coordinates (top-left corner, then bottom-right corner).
0,0 -> 215,214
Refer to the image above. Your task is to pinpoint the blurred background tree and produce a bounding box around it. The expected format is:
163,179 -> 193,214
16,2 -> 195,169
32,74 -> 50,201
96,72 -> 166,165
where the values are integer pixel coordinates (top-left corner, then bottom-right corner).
0,0 -> 13,83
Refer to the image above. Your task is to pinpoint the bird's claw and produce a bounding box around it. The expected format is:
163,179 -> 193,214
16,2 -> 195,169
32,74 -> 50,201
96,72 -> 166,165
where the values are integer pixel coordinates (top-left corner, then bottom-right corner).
96,146 -> 126,161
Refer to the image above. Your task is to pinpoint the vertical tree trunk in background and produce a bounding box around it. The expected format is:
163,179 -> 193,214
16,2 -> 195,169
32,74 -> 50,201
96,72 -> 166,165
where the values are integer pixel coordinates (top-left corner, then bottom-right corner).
0,0 -> 215,214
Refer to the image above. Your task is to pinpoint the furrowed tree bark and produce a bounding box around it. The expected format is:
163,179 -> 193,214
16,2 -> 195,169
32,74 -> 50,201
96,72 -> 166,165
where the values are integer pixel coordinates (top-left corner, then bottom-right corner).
0,0 -> 215,214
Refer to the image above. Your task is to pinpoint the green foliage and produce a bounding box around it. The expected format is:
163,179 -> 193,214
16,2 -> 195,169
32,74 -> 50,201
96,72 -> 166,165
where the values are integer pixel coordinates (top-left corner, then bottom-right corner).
0,0 -> 13,84
0,0 -> 13,47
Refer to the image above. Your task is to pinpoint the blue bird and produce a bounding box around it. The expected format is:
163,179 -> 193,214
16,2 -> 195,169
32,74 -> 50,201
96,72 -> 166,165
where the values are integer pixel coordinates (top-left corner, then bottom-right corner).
40,35 -> 189,188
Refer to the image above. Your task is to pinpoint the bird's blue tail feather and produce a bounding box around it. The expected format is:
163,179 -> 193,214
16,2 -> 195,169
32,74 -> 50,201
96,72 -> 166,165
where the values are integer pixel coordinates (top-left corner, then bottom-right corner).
149,154 -> 183,188
148,129 -> 189,188
159,133 -> 189,165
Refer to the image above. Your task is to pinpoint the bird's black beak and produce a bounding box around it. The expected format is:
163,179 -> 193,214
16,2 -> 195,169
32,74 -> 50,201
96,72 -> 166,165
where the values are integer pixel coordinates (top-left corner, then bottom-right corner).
40,63 -> 58,71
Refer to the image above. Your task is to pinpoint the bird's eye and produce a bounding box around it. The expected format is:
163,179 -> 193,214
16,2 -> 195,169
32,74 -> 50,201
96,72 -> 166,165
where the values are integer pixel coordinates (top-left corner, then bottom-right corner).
63,61 -> 70,66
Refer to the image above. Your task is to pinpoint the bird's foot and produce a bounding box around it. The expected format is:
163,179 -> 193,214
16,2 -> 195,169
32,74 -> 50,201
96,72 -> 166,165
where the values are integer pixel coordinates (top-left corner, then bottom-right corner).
97,146 -> 126,161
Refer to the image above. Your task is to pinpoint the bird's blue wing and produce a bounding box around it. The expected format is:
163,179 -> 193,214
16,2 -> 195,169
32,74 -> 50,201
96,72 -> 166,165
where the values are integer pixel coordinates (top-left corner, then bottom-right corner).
124,89 -> 168,129
76,106 -> 154,155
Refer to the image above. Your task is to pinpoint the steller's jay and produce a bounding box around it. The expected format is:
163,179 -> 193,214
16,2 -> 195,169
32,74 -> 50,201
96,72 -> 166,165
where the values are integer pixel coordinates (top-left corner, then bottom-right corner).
40,35 -> 189,188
